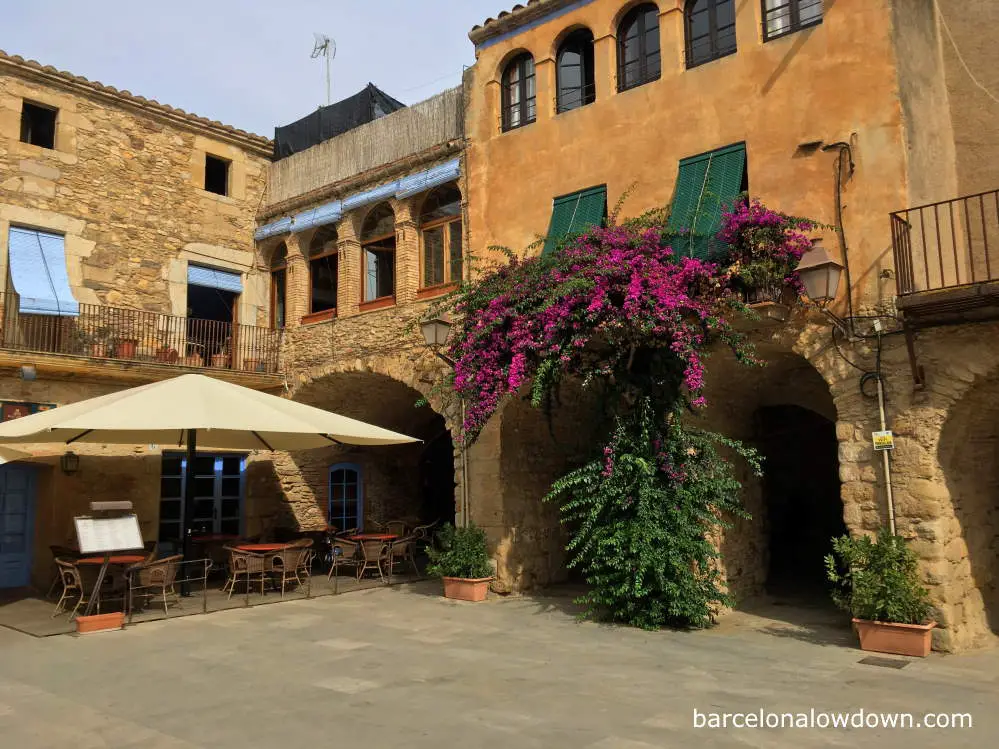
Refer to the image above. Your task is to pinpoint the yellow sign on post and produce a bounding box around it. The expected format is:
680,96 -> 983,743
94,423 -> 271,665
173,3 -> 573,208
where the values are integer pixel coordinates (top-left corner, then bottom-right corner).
872,430 -> 895,451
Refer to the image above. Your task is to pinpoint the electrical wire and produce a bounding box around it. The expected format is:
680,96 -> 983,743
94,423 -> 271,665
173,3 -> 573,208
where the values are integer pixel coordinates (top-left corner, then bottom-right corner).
934,0 -> 999,106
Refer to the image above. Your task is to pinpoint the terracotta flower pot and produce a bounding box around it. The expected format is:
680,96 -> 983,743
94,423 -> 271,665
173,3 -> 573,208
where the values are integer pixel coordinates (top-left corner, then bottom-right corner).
115,339 -> 138,358
76,611 -> 125,634
853,618 -> 936,657
90,343 -> 108,358
155,347 -> 179,363
442,576 -> 493,602
211,353 -> 230,368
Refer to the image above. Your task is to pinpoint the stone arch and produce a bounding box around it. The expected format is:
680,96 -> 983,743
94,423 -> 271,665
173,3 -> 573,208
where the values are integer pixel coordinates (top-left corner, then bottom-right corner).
937,360 -> 999,647
274,355 -> 459,534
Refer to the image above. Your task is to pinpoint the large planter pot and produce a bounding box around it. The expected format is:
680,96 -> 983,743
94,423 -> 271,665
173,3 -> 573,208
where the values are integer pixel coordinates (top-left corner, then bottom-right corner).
115,339 -> 139,359
76,611 -> 125,634
442,576 -> 493,602
853,618 -> 936,657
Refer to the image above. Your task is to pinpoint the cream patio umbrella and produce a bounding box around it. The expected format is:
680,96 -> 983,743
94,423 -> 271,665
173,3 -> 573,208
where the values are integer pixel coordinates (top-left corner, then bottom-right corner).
0,447 -> 32,464
0,373 -> 419,562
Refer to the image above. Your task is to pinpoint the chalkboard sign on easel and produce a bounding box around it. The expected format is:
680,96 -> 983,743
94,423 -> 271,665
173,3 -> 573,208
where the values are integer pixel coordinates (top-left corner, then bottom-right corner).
73,502 -> 143,619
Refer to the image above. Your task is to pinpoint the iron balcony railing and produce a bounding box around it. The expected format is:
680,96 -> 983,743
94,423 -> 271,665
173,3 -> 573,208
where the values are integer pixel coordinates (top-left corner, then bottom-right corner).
0,293 -> 282,374
890,188 -> 999,296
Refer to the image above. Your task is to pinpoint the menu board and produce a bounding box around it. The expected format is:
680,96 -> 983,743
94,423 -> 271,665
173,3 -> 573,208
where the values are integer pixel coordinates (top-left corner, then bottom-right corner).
74,514 -> 144,554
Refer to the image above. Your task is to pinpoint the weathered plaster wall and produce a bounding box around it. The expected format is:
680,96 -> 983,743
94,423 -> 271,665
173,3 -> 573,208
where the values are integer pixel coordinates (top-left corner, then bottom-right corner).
0,58 -> 271,324
465,0 -> 906,312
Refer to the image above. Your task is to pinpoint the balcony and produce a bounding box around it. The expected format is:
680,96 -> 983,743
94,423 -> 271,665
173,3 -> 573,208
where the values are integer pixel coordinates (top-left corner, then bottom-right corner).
890,189 -> 999,324
0,293 -> 283,384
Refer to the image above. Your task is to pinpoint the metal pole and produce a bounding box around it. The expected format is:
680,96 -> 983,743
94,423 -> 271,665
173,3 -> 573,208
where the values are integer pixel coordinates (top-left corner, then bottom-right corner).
181,428 -> 197,595
459,398 -> 469,529
82,552 -> 111,618
876,373 -> 897,535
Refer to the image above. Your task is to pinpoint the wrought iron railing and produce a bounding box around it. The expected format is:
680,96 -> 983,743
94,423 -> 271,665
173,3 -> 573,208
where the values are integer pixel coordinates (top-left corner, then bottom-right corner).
890,188 -> 999,296
0,293 -> 282,374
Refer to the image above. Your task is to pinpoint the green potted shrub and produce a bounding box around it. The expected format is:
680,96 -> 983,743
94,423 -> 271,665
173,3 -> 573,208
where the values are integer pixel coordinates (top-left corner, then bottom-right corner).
425,523 -> 494,602
825,530 -> 936,657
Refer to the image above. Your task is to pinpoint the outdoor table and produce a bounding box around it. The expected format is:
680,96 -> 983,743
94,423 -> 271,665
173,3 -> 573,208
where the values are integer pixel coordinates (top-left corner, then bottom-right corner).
235,543 -> 287,552
349,534 -> 398,542
77,555 -> 145,565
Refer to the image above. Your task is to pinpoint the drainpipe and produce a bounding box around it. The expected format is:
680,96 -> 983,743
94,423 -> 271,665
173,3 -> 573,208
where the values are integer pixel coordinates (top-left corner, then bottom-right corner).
873,331 -> 897,535
459,398 -> 470,529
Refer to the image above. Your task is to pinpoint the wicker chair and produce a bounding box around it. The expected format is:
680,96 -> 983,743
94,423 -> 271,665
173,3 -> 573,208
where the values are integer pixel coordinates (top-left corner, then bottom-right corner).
388,536 -> 420,577
291,538 -> 314,583
412,521 -> 439,542
327,539 -> 360,581
222,547 -> 270,599
270,545 -> 311,596
46,545 -> 81,599
127,555 -> 183,614
52,559 -> 94,618
334,527 -> 359,538
385,520 -> 409,537
357,540 -> 390,582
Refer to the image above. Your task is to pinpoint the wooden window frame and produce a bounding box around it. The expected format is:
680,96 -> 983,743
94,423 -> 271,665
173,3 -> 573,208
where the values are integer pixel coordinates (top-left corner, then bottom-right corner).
501,53 -> 537,132
617,4 -> 662,92
418,215 -> 463,296
685,0 -> 738,70
270,260 -> 287,331
762,0 -> 823,42
359,229 -> 397,311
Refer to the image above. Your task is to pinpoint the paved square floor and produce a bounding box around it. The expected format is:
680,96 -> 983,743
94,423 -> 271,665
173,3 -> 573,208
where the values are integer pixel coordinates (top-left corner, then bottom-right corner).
0,582 -> 995,748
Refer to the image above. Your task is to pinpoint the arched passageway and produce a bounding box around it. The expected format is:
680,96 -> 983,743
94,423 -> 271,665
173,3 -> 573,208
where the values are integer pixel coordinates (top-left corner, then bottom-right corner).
939,374 -> 999,639
753,404 -> 845,596
265,371 -> 455,533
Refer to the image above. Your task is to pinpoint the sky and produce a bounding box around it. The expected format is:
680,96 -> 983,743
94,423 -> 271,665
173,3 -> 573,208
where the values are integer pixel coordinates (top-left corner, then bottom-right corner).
4,0 -> 504,137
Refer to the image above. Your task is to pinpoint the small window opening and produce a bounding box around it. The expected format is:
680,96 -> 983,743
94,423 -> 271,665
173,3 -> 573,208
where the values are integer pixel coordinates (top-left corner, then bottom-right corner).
20,101 -> 57,149
205,154 -> 230,196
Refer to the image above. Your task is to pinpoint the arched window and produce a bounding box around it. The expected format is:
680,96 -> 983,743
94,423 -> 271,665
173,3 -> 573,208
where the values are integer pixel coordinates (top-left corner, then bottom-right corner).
361,203 -> 396,304
420,183 -> 463,289
501,53 -> 536,131
308,225 -> 338,318
685,0 -> 737,69
270,242 -> 287,329
557,29 -> 596,113
617,4 -> 661,91
329,463 -> 363,533
763,0 -> 822,41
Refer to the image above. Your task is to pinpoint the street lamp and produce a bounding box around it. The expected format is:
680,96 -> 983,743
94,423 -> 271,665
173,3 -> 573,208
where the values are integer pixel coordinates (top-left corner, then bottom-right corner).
419,314 -> 468,528
796,240 -> 844,305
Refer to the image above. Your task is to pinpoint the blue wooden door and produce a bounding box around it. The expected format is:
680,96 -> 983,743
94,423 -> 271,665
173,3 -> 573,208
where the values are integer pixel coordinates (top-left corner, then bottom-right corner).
0,466 -> 36,588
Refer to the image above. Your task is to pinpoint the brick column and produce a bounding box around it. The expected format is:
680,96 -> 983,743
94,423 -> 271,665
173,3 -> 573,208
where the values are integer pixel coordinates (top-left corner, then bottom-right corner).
392,197 -> 419,305
337,217 -> 361,317
284,232 -> 309,328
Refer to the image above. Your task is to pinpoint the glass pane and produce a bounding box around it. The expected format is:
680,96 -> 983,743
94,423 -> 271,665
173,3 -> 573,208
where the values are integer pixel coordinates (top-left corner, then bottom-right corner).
220,519 -> 240,535
421,186 -> 461,223
311,255 -> 338,312
221,478 -> 240,497
449,221 -> 463,282
159,522 -> 181,542
194,477 -> 215,498
194,456 -> 215,476
222,456 -> 241,476
160,501 -> 182,520
362,205 -> 395,240
273,269 -> 286,328
221,498 -> 240,518
4,514 -> 24,534
1,534 -> 24,553
800,0 -> 822,24
331,469 -> 345,483
345,484 -> 357,501
332,484 -> 344,501
193,498 -> 214,519
423,227 -> 445,287
161,456 -> 183,476
160,477 -> 182,498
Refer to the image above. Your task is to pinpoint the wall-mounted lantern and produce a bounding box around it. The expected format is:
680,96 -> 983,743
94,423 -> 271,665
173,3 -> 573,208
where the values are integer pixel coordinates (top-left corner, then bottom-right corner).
60,451 -> 80,475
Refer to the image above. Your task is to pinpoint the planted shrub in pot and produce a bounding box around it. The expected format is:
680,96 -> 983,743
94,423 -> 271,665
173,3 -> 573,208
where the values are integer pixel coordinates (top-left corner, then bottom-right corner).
425,523 -> 493,602
825,530 -> 936,657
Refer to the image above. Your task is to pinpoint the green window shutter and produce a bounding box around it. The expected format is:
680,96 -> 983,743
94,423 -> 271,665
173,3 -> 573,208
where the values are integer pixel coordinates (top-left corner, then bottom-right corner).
543,185 -> 608,255
668,143 -> 746,261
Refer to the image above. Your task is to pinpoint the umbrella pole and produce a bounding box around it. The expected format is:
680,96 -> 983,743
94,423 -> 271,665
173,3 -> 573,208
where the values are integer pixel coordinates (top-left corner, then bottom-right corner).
181,428 -> 197,596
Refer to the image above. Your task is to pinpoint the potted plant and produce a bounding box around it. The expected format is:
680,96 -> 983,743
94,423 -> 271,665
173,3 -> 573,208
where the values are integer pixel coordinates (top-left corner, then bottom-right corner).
113,336 -> 139,359
75,327 -> 110,357
425,523 -> 494,602
825,529 -> 936,657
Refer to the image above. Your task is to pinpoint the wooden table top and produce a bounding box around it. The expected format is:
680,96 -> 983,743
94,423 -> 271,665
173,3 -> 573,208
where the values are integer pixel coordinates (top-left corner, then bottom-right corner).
349,534 -> 398,542
235,543 -> 287,552
77,555 -> 145,566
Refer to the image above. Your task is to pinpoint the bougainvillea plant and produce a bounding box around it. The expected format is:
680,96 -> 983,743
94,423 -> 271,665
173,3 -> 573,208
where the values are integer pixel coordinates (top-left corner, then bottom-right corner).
426,197 -> 816,629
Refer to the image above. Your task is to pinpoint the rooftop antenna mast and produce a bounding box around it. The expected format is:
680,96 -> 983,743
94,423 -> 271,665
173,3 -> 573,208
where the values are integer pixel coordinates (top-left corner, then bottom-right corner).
311,33 -> 336,106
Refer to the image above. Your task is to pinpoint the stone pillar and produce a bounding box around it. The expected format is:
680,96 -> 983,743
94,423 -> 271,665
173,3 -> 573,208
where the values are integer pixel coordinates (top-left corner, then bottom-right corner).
282,233 -> 309,329
337,217 -> 361,317
392,197 -> 419,305
534,57 -> 556,123
592,33 -> 616,100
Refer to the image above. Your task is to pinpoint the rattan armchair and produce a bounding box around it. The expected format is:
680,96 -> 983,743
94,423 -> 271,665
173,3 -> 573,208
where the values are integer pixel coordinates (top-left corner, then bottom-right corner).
271,545 -> 311,596
388,536 -> 419,577
327,538 -> 360,581
385,520 -> 409,537
46,545 -> 81,599
52,559 -> 93,618
222,546 -> 270,598
127,554 -> 183,614
357,540 -> 390,582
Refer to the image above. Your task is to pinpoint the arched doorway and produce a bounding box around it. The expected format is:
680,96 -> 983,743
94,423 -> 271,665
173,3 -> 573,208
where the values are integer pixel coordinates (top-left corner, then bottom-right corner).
939,374 -> 999,639
288,371 -> 456,531
754,404 -> 846,597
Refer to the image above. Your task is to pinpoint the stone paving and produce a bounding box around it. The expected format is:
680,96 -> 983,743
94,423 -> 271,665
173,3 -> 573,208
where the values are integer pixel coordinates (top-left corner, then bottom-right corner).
0,582 -> 995,748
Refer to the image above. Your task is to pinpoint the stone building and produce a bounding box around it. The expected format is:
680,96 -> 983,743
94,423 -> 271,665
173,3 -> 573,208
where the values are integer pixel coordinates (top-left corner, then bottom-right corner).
460,0 -> 999,651
0,50 -> 279,587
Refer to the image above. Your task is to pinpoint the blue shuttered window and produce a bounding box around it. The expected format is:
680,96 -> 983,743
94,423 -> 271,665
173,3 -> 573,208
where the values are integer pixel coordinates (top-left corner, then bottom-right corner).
7,227 -> 80,315
187,265 -> 243,294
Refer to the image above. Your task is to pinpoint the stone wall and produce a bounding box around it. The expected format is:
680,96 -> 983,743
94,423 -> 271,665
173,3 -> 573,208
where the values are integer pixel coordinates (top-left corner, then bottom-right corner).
0,54 -> 272,324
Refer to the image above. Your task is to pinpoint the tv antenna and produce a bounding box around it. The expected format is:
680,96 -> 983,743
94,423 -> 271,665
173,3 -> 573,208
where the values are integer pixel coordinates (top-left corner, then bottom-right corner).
311,33 -> 336,106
